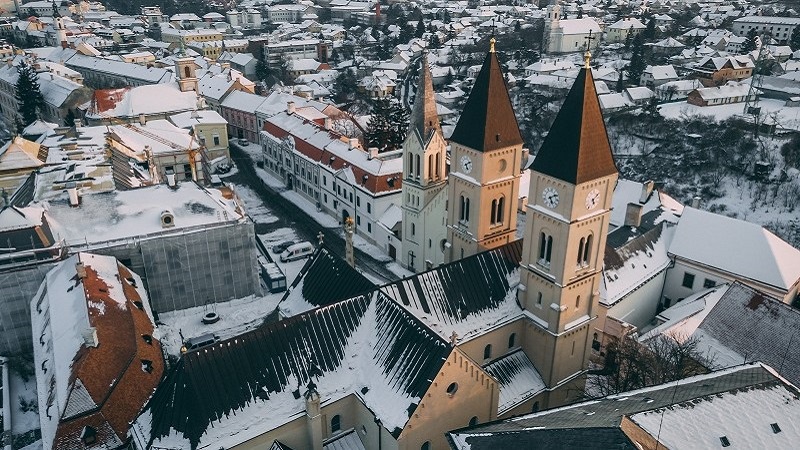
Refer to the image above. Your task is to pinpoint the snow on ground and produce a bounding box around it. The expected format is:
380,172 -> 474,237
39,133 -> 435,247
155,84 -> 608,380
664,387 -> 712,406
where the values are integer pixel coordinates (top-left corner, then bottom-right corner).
9,368 -> 39,436
658,98 -> 800,130
229,183 -> 278,225
384,262 -> 413,280
258,227 -> 309,283
158,293 -> 282,357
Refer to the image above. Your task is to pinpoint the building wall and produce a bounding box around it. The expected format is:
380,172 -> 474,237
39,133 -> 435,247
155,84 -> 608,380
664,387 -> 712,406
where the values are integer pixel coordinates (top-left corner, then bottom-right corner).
0,262 -> 57,355
398,349 -> 498,450
606,269 -> 669,331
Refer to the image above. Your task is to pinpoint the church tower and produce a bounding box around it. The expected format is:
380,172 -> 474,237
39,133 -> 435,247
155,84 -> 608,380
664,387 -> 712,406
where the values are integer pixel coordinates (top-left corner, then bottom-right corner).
52,0 -> 67,48
520,53 -> 618,401
401,54 -> 448,272
446,39 -> 523,262
544,2 -> 563,54
175,42 -> 198,92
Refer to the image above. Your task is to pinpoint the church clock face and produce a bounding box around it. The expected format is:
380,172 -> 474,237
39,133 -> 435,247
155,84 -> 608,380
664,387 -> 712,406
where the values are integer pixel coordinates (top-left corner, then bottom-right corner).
585,189 -> 601,210
460,155 -> 473,174
542,187 -> 559,208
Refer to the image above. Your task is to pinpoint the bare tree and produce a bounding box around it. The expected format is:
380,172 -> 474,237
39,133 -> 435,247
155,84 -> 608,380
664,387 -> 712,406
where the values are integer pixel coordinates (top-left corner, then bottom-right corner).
587,332 -> 712,398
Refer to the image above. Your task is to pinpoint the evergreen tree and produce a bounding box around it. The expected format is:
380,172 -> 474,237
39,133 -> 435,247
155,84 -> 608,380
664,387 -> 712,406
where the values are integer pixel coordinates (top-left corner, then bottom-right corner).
791,29 -> 800,52
577,8 -> 583,19
64,109 -> 76,127
255,59 -> 271,81
388,99 -> 409,149
416,18 -> 425,38
627,34 -> 647,85
333,69 -> 358,104
15,62 -> 44,130
742,28 -> 759,53
643,19 -> 656,40
364,97 -> 393,150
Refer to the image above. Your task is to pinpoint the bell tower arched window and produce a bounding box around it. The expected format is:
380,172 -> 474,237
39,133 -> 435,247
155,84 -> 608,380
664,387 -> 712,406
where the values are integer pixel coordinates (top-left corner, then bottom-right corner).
459,195 -> 470,223
184,66 -> 191,78
538,232 -> 553,267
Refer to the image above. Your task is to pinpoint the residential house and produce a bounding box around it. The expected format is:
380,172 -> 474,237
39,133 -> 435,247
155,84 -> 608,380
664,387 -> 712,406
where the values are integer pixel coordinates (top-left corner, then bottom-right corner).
692,55 -> 754,87
687,81 -> 757,106
606,17 -> 647,44
640,64 -> 679,88
0,137 -> 46,193
220,90 -> 267,142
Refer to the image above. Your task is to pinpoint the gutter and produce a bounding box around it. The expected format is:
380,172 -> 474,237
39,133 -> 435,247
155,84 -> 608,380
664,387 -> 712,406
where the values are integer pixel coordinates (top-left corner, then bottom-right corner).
1,356 -> 11,450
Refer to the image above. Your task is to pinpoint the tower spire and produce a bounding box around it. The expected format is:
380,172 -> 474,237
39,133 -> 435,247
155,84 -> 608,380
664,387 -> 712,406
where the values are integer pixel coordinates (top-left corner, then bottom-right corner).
449,46 -> 522,153
409,52 -> 441,142
531,65 -> 617,185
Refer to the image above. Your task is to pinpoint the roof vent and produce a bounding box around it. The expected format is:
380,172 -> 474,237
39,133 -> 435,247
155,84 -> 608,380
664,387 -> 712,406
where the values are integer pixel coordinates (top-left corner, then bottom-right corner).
771,423 -> 781,434
720,436 -> 730,447
161,209 -> 175,228
66,181 -> 80,207
82,327 -> 98,348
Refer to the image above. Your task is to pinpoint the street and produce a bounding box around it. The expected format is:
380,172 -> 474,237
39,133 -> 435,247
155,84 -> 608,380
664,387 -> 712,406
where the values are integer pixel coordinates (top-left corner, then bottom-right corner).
226,143 -> 402,284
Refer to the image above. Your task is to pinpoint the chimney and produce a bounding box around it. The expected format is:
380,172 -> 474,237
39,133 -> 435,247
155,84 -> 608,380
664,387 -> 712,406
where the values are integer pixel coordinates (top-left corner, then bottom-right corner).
66,182 -> 80,207
521,147 -> 530,167
139,113 -> 146,125
349,137 -> 359,149
691,196 -> 701,208
624,202 -> 643,228
368,147 -> 378,160
76,261 -> 87,279
81,327 -> 99,348
640,180 -> 655,203
160,209 -> 175,228
287,101 -> 295,114
323,117 -> 331,130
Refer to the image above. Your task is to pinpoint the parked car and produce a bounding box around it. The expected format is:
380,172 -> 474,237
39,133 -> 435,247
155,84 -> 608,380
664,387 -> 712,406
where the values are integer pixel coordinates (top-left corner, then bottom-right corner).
280,241 -> 314,262
272,240 -> 296,254
183,333 -> 219,352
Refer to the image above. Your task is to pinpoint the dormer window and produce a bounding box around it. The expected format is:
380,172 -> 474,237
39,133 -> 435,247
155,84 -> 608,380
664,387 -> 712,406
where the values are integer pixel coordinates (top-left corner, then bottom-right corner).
80,426 -> 97,445
720,436 -> 730,447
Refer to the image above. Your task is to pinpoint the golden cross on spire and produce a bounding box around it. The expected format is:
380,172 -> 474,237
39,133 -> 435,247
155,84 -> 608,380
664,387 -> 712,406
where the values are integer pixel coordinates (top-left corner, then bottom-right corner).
490,36 -> 496,53
584,30 -> 595,69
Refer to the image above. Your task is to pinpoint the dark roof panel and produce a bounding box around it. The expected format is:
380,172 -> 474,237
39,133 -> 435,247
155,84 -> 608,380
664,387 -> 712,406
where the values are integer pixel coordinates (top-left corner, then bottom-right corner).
531,67 -> 617,185
449,50 -> 523,152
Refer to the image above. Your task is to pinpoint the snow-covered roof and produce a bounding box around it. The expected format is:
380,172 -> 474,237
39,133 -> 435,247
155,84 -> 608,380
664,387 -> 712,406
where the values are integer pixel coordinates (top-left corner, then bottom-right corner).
558,18 -> 601,35
669,207 -> 800,291
448,364 -> 796,448
628,370 -> 800,449
608,17 -> 646,30
379,241 -> 523,342
135,291 -> 452,448
169,109 -> 227,129
32,253 -> 162,449
483,350 -> 546,414
89,84 -> 197,119
0,136 -> 44,171
44,183 -> 244,246
643,64 -> 678,80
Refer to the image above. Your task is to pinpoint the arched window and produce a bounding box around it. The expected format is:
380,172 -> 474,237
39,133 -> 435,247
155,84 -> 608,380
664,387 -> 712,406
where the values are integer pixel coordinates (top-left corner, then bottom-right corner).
469,416 -> 479,426
576,295 -> 581,308
536,292 -> 543,305
582,234 -> 593,266
490,199 -> 497,224
539,232 -> 553,266
428,154 -> 433,180
411,223 -> 416,236
465,198 -> 470,222
459,195 -> 466,221
508,333 -> 516,349
407,153 -> 413,178
577,237 -> 585,265
184,66 -> 191,78
483,344 -> 492,360
421,442 -> 431,450
497,196 -> 505,223
435,152 -> 441,178
331,414 -> 341,433
415,154 -> 421,178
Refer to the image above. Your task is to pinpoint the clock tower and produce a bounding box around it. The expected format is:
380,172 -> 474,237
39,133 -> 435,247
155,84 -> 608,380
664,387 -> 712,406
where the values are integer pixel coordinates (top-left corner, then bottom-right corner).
520,53 -> 618,400
446,39 -> 524,262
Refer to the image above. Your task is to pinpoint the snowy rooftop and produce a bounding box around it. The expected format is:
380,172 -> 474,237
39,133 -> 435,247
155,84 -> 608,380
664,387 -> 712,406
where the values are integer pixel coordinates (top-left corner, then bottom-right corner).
483,350 -> 546,414
134,291 -> 452,449
43,183 -> 244,246
448,363 -> 796,447
89,84 -> 197,119
669,207 -> 800,291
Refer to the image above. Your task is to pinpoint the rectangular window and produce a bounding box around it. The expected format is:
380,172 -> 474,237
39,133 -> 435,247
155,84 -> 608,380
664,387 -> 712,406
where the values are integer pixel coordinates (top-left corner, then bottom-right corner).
703,278 -> 716,289
357,196 -> 360,207
356,215 -> 361,225
367,223 -> 371,233
367,203 -> 371,213
682,272 -> 695,289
